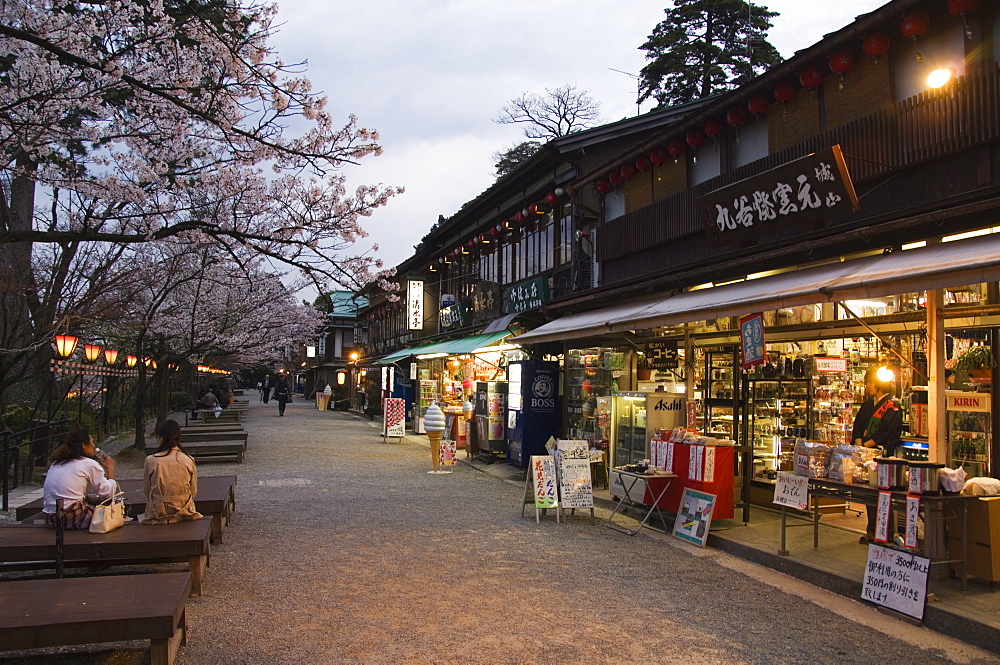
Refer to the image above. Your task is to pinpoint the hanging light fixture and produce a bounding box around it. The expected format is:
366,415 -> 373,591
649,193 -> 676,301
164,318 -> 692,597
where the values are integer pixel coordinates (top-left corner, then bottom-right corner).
83,343 -> 103,363
900,10 -> 931,62
54,334 -> 79,358
126,355 -> 138,368
862,32 -> 890,62
104,348 -> 119,365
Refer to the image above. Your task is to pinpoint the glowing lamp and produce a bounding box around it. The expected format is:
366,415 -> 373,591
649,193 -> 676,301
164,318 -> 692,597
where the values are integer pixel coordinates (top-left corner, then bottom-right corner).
126,355 -> 138,368
54,334 -> 79,358
104,348 -> 119,365
927,68 -> 955,88
337,372 -> 346,385
876,366 -> 895,383
83,343 -> 103,363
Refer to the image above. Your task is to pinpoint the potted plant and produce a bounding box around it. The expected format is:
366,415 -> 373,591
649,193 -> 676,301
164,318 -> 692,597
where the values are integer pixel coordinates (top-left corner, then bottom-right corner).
955,345 -> 994,380
636,353 -> 652,381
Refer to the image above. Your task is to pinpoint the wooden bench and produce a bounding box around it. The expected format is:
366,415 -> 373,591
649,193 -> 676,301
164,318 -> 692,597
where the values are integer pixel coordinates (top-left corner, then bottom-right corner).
0,572 -> 191,665
147,440 -> 244,463
16,475 -> 237,544
180,423 -> 245,434
176,430 -> 248,445
185,409 -> 241,425
0,518 -> 212,596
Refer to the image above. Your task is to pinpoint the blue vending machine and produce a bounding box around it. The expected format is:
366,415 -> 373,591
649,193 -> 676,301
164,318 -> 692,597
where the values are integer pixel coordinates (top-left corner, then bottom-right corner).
506,360 -> 560,468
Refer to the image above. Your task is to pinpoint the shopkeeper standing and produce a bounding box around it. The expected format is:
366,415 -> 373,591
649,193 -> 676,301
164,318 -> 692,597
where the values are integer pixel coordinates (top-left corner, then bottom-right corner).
852,366 -> 903,543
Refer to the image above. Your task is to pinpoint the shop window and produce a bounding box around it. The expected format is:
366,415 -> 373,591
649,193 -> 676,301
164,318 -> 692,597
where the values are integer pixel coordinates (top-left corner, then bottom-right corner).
557,214 -> 572,266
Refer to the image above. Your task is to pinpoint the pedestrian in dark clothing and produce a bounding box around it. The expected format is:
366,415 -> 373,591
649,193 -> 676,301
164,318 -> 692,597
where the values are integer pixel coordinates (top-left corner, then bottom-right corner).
262,374 -> 272,403
274,376 -> 291,416
852,365 -> 902,544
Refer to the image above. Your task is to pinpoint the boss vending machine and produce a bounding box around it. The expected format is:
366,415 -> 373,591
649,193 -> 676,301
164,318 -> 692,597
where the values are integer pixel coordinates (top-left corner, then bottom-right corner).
506,360 -> 560,468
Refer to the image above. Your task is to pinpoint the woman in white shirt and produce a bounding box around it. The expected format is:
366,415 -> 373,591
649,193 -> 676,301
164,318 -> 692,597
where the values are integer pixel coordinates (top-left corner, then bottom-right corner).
42,429 -> 116,529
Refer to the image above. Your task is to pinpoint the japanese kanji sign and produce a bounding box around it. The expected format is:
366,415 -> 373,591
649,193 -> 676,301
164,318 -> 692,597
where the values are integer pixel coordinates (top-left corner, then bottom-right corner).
645,339 -> 679,369
383,398 -> 405,439
530,455 -> 558,509
505,276 -> 550,314
773,472 -> 809,511
407,280 -> 424,331
862,544 -> 930,620
740,313 -> 766,370
700,145 -> 859,244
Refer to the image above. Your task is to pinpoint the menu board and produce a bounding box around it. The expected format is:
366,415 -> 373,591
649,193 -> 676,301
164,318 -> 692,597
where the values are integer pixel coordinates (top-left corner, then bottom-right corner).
862,544 -> 930,620
772,472 -> 809,511
530,456 -> 558,509
559,459 -> 594,509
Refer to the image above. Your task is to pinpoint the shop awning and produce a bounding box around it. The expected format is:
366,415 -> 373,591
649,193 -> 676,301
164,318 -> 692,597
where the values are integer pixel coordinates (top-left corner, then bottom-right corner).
377,331 -> 512,364
513,234 -> 1000,345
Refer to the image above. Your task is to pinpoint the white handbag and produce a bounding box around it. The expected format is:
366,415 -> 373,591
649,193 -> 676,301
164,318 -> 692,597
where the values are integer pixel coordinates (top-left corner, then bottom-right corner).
89,484 -> 126,533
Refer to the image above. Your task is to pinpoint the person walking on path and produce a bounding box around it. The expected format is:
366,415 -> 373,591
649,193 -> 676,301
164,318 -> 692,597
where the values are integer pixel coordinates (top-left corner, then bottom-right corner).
261,374 -> 272,403
274,375 -> 291,416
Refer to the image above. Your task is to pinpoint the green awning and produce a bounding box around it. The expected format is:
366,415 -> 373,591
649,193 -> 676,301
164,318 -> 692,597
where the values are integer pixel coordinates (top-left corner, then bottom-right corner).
378,331 -> 511,364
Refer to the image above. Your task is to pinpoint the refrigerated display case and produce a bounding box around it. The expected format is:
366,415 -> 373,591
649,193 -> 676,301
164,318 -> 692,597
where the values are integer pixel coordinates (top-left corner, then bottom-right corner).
610,392 -> 685,467
475,380 -> 507,462
947,390 -> 992,477
415,379 -> 437,434
506,360 -> 560,467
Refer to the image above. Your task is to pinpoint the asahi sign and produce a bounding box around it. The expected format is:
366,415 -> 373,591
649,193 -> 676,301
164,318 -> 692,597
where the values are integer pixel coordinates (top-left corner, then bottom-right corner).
700,145 -> 859,243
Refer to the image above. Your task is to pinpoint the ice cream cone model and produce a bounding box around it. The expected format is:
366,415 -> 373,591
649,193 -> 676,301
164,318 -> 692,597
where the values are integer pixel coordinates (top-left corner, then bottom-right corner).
423,402 -> 447,473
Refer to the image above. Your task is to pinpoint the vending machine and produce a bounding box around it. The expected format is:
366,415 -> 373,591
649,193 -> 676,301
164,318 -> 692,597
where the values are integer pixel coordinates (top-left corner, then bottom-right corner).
946,390 -> 992,477
506,360 -> 560,468
475,380 -> 507,462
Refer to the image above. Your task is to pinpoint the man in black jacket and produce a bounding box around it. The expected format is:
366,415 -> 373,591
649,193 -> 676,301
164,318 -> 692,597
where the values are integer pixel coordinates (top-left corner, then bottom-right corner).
852,366 -> 902,543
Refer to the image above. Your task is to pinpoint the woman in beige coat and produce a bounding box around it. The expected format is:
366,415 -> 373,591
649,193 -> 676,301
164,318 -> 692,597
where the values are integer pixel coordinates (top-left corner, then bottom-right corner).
141,419 -> 202,524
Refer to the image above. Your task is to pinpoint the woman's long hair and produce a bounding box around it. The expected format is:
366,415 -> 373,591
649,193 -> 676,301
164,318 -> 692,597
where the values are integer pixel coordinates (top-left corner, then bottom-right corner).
154,419 -> 187,455
49,429 -> 91,465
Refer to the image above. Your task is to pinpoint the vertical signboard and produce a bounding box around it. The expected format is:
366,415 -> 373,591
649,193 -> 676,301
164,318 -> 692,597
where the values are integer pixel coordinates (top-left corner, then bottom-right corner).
383,398 -> 406,439
740,313 -> 766,370
531,456 -> 558,509
407,280 -> 424,331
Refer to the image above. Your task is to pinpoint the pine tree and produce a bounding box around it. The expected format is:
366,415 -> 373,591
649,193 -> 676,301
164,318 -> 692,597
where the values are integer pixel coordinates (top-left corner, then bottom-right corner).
638,0 -> 783,108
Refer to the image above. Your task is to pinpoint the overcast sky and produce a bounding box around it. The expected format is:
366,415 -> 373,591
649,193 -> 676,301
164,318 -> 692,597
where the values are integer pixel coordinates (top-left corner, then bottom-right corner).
269,0 -> 889,282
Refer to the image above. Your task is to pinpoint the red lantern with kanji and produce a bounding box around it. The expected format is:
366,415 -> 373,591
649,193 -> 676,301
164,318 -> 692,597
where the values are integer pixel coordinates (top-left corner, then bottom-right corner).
649,148 -> 668,166
608,170 -> 623,186
667,139 -> 686,159
620,163 -> 637,180
747,94 -> 769,115
595,179 -> 612,193
773,82 -> 796,103
726,107 -> 746,127
828,50 -> 855,89
686,128 -> 705,147
545,192 -> 559,205
635,155 -> 653,172
514,211 -> 526,223
900,10 -> 930,61
528,204 -> 538,214
799,67 -> 825,90
862,32 -> 890,61
703,118 -> 724,138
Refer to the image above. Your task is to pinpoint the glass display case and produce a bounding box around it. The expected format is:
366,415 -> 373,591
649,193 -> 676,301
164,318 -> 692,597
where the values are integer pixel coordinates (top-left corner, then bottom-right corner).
749,378 -> 811,481
565,347 -> 616,444
612,393 -> 648,467
946,390 -> 991,477
698,347 -> 738,439
416,379 -> 437,434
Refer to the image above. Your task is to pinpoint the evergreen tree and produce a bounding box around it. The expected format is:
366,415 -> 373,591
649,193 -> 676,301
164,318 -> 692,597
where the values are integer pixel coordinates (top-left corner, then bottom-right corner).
638,1 -> 783,108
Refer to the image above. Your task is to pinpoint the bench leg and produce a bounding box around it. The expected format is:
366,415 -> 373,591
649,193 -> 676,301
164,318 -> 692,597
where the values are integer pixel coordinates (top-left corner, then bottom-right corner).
151,614 -> 185,665
188,555 -> 207,596
211,514 -> 223,544
236,452 -> 244,463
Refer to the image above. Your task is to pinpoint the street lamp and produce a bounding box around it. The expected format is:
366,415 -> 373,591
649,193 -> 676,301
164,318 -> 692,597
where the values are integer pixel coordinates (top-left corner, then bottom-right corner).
126,355 -> 138,368
54,335 -> 79,359
103,348 -> 119,365
83,343 -> 103,363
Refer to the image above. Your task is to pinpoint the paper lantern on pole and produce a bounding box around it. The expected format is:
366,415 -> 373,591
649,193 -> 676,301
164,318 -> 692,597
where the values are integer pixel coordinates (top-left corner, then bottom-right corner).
83,343 -> 103,363
649,148 -> 668,166
104,348 -> 119,365
799,66 -> 825,90
545,192 -> 559,205
828,50 -> 856,89
667,139 -> 686,162
54,334 -> 79,358
595,178 -> 612,193
635,155 -> 653,172
620,163 -> 637,180
608,170 -> 624,186
747,94 -> 769,116
862,32 -> 891,62
900,10 -> 930,62
949,0 -> 979,39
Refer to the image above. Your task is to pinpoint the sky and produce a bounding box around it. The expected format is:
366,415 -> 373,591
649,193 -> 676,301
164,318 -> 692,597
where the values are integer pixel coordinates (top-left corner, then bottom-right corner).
268,0 -> 889,283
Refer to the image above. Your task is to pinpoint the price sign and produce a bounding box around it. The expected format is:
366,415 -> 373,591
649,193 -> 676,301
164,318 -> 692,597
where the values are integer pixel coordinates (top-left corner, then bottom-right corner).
874,491 -> 893,543
905,496 -> 920,549
773,472 -> 809,511
862,544 -> 930,620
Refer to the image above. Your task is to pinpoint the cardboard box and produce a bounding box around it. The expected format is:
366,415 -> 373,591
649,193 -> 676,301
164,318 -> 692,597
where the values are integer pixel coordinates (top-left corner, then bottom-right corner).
948,497 -> 1000,582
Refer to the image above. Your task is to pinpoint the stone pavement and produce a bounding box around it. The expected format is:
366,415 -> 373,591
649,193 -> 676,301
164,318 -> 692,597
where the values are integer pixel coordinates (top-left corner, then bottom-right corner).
2,396 -> 998,664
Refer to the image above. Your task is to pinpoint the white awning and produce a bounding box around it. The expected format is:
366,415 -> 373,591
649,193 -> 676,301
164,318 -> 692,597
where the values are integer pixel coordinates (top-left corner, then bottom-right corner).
513,234 -> 1000,345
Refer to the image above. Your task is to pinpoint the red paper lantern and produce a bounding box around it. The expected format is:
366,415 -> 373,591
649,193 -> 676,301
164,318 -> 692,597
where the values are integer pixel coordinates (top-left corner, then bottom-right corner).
490,227 -> 500,237
649,148 -> 668,166
545,192 -> 559,205
726,107 -> 747,127
773,82 -> 797,103
900,11 -> 930,38
667,139 -> 686,157
799,67 -> 825,90
608,170 -> 624,186
620,163 -> 637,180
747,94 -> 770,115
703,118 -> 724,137
514,211 -> 526,223
595,179 -> 612,193
635,155 -> 653,172
862,32 -> 891,60
528,204 -> 538,214
949,0 -> 980,13
686,128 -> 705,147
828,50 -> 855,74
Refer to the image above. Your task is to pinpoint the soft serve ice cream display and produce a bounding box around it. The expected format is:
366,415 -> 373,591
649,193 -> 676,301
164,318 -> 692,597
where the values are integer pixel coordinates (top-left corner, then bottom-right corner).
423,402 -> 447,473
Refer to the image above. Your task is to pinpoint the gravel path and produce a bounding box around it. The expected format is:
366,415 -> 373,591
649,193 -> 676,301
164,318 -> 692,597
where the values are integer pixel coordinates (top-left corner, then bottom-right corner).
3,397 -> 998,664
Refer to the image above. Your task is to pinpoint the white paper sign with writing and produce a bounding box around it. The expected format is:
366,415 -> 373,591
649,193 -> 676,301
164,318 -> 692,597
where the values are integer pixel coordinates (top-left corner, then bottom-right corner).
905,495 -> 920,549
773,472 -> 809,510
665,441 -> 675,473
862,544 -> 930,620
559,458 -> 594,509
703,446 -> 716,483
874,491 -> 893,543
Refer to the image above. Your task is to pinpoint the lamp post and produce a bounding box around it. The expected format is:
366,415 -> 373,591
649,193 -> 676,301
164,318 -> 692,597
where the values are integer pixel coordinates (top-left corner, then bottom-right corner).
101,348 -> 118,437
79,343 -> 102,424
50,335 -> 79,423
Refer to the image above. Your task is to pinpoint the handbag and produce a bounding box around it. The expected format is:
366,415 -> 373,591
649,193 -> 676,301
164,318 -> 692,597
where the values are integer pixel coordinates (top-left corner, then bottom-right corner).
89,484 -> 126,533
